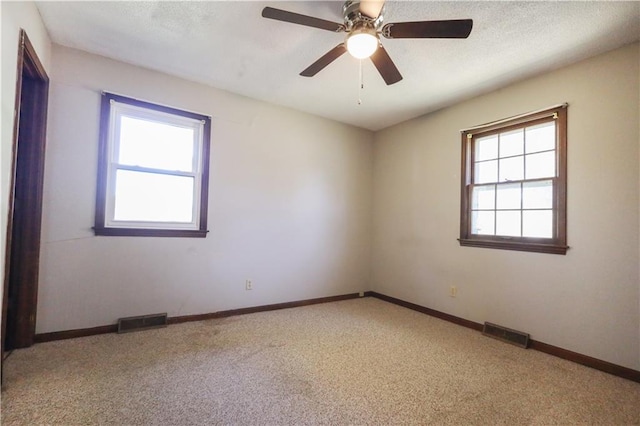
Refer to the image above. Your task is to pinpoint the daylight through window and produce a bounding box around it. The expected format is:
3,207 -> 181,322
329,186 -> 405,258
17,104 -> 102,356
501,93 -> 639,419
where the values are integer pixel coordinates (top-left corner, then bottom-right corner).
459,105 -> 567,254
94,93 -> 211,237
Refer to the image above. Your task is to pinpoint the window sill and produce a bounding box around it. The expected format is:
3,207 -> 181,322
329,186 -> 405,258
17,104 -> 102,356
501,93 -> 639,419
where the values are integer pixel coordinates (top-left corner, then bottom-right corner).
458,238 -> 568,255
93,227 -> 208,238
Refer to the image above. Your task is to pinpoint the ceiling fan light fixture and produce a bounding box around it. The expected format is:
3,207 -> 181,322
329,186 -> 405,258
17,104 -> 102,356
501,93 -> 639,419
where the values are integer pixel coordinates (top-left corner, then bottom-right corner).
262,3 -> 473,85
346,30 -> 378,59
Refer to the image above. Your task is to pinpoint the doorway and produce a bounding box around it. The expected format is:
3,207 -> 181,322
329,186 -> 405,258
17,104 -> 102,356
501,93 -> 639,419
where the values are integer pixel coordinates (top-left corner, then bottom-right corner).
1,29 -> 49,360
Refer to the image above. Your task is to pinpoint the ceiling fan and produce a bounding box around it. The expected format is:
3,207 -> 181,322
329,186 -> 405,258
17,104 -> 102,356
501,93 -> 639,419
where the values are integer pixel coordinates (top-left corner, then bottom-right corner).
261,0 -> 473,85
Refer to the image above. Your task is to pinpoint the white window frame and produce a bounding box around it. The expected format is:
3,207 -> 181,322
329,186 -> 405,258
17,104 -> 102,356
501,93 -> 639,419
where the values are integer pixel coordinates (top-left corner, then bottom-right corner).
95,93 -> 211,237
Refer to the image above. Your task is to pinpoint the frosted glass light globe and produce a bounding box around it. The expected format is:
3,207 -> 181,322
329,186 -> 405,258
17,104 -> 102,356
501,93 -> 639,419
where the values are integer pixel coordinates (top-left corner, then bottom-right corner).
346,32 -> 378,59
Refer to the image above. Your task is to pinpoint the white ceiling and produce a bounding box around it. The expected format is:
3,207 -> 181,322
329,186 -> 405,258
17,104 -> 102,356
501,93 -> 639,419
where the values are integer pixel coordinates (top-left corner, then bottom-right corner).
36,1 -> 640,131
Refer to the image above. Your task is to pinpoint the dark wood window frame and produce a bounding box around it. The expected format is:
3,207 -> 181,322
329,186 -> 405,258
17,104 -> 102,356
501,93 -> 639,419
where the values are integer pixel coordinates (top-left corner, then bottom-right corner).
94,93 -> 211,238
459,104 -> 568,254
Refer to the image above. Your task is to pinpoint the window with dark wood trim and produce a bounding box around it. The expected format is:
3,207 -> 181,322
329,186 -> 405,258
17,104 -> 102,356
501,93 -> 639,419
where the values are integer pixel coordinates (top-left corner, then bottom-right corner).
459,104 -> 568,254
94,93 -> 211,237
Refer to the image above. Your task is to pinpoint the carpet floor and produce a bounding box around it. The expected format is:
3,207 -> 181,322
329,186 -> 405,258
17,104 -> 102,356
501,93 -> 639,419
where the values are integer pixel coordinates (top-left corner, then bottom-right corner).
2,298 -> 639,425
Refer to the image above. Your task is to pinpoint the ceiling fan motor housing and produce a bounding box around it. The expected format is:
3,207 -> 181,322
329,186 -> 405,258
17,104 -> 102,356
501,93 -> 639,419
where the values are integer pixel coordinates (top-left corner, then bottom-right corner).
343,1 -> 384,30
348,21 -> 378,40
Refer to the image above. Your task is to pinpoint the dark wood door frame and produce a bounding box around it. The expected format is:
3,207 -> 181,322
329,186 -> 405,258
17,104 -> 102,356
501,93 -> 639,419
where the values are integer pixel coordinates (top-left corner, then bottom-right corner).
1,29 -> 49,364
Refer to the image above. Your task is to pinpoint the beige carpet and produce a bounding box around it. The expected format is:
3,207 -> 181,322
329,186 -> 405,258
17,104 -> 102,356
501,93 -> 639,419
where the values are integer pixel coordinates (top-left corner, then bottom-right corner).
2,298 -> 639,425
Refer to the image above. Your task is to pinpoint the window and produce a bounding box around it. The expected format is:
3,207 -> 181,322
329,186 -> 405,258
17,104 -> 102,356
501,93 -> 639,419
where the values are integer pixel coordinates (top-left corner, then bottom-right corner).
94,92 -> 211,237
459,104 -> 567,254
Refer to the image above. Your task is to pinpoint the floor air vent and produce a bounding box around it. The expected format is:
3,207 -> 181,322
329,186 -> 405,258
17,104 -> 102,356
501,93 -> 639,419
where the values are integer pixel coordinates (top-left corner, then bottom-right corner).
482,322 -> 529,348
117,313 -> 168,333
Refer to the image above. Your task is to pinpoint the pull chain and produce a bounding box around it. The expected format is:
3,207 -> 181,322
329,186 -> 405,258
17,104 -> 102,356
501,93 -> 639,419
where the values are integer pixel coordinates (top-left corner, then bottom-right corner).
357,59 -> 364,105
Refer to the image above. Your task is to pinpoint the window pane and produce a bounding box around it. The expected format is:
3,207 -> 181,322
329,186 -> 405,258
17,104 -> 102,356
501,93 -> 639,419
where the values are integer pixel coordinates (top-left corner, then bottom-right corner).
475,135 -> 498,161
499,156 -> 524,182
496,211 -> 521,237
474,160 -> 498,184
526,121 -> 555,154
523,180 -> 553,209
523,210 -> 553,238
114,170 -> 194,222
496,183 -> 521,210
472,185 -> 495,210
472,211 -> 495,235
119,116 -> 195,172
525,151 -> 555,179
499,129 -> 524,157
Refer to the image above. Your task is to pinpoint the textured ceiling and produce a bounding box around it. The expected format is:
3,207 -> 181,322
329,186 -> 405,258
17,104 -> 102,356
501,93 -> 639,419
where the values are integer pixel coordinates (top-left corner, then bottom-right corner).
36,1 -> 640,131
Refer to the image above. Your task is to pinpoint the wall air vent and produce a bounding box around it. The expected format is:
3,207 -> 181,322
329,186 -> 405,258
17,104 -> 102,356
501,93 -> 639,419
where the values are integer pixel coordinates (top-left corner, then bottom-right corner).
482,322 -> 530,348
117,313 -> 168,333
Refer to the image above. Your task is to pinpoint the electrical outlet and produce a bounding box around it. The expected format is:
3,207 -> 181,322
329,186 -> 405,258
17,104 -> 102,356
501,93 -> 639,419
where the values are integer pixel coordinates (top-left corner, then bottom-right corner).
450,286 -> 457,298
246,279 -> 253,290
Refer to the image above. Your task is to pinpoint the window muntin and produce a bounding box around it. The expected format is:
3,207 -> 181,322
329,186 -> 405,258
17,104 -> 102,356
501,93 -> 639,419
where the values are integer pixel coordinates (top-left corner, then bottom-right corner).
460,105 -> 567,254
95,93 -> 211,237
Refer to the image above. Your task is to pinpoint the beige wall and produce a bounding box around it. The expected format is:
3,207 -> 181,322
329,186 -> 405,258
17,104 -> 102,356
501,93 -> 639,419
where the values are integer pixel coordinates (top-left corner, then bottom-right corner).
372,43 -> 640,370
1,1 -> 52,337
37,45 -> 373,333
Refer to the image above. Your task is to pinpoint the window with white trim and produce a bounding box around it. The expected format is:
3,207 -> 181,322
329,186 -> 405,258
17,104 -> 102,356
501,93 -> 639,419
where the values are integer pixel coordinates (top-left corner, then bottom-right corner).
94,93 -> 211,237
459,104 -> 568,254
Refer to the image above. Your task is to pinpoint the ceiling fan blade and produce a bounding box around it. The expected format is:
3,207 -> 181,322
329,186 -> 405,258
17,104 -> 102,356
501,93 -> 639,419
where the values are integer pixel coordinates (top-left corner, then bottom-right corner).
359,0 -> 385,19
370,44 -> 402,85
382,19 -> 473,39
300,44 -> 347,77
262,7 -> 345,32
